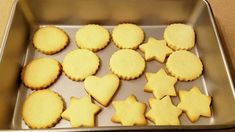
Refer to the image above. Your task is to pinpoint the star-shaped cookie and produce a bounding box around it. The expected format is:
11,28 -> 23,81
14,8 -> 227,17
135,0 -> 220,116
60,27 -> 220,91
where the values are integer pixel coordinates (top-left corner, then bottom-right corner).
146,96 -> 182,125
177,87 -> 212,122
139,37 -> 173,63
61,95 -> 101,127
111,95 -> 147,126
144,68 -> 177,99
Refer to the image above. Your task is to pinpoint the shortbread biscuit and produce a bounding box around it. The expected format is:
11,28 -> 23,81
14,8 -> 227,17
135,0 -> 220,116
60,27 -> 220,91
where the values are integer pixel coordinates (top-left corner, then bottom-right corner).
21,58 -> 61,90
144,69 -> 177,99
22,90 -> 64,129
61,95 -> 101,127
177,87 -> 212,122
111,95 -> 147,126
75,24 -> 110,52
139,37 -> 173,63
62,49 -> 100,81
109,49 -> 145,80
112,24 -> 144,49
164,23 -> 195,50
166,50 -> 203,81
146,96 -> 182,125
84,74 -> 120,106
33,26 -> 69,54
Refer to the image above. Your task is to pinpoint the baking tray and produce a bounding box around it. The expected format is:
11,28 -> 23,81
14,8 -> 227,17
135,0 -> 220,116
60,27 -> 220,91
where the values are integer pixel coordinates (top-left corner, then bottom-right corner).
1,0 -> 235,131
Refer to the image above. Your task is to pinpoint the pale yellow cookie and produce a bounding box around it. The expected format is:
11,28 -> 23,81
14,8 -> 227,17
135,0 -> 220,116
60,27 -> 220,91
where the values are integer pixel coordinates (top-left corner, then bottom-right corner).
177,87 -> 212,122
84,74 -> 120,106
109,49 -> 145,80
139,37 -> 173,63
164,23 -> 195,50
62,49 -> 100,81
111,95 -> 147,126
144,69 -> 177,99
33,26 -> 69,54
22,90 -> 64,129
75,24 -> 110,52
61,95 -> 101,127
166,50 -> 203,81
146,96 -> 182,125
21,58 -> 61,90
112,23 -> 144,49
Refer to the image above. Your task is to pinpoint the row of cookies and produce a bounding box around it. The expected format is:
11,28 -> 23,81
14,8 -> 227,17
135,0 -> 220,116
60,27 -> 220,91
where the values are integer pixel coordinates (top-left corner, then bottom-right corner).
22,85 -> 211,128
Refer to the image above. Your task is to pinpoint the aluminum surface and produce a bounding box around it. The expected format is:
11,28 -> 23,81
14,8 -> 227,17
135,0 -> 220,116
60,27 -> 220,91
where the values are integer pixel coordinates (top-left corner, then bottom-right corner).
0,0 -> 235,131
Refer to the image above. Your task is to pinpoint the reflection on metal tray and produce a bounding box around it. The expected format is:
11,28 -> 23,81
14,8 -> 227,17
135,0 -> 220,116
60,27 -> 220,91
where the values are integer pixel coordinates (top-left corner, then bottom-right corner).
0,0 -> 235,131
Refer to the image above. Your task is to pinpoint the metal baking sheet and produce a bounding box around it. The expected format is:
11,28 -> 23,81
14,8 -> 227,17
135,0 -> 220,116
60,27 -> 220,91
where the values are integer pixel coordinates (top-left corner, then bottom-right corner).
1,0 -> 235,131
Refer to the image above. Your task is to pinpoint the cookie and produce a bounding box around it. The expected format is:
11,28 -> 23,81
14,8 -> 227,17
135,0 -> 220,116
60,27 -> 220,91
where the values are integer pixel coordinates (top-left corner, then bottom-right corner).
111,95 -> 147,126
75,24 -> 110,52
112,23 -> 144,49
61,95 -> 101,127
84,74 -> 120,106
22,90 -> 64,129
144,69 -> 177,99
164,23 -> 195,50
33,26 -> 69,54
139,37 -> 173,63
177,87 -> 212,122
62,49 -> 100,81
146,96 -> 182,125
166,50 -> 203,81
21,58 -> 61,90
109,49 -> 145,80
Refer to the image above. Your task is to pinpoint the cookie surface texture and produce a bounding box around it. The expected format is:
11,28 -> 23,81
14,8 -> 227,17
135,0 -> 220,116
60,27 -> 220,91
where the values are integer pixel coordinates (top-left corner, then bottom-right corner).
109,49 -> 145,80
164,23 -> 195,50
22,90 -> 64,129
111,95 -> 147,126
62,49 -> 100,81
145,69 -> 177,99
75,24 -> 110,51
166,50 -> 203,81
61,95 -> 101,127
112,23 -> 144,49
139,37 -> 173,63
177,87 -> 212,122
146,96 -> 182,125
33,26 -> 69,54
84,74 -> 120,106
21,58 -> 61,90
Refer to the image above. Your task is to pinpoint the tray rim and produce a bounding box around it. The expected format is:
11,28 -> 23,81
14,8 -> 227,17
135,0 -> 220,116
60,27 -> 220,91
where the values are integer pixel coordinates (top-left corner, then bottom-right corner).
1,0 -> 235,130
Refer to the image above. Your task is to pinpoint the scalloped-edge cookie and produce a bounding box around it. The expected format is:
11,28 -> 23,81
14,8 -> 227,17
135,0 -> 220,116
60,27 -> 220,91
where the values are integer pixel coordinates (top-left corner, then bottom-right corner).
33,26 -> 69,54
21,58 -> 61,90
22,90 -> 64,129
75,24 -> 110,52
164,23 -> 195,50
109,49 -> 145,80
146,96 -> 182,125
166,50 -> 203,81
84,74 -> 120,106
111,95 -> 147,126
177,86 -> 212,122
61,95 -> 101,127
112,23 -> 144,49
62,49 -> 100,81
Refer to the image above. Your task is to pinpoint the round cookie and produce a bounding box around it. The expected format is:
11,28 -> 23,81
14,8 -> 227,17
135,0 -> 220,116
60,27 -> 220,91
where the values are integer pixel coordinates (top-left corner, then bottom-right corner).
22,90 -> 64,129
109,49 -> 145,80
21,58 -> 61,90
112,24 -> 144,49
166,50 -> 203,81
75,24 -> 110,52
164,23 -> 195,50
33,26 -> 69,54
62,49 -> 100,81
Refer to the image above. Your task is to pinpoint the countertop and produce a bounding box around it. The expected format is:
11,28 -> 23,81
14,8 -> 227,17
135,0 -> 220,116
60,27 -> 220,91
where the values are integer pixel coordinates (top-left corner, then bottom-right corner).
0,0 -> 234,71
